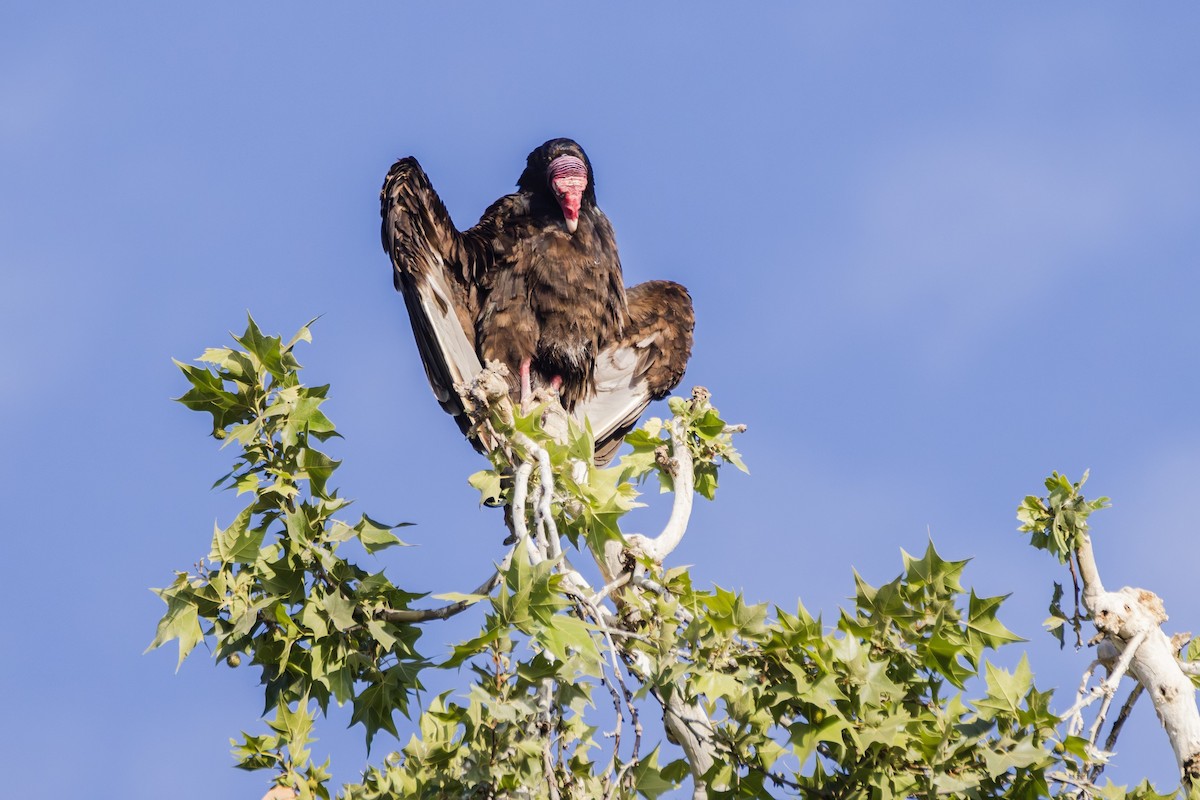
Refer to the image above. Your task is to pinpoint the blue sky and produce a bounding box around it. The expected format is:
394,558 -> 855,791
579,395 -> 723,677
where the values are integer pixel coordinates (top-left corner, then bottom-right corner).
4,3 -> 1200,796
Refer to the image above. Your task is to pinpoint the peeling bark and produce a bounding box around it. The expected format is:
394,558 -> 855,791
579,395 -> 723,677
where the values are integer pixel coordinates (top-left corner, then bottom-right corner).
1073,531 -> 1200,785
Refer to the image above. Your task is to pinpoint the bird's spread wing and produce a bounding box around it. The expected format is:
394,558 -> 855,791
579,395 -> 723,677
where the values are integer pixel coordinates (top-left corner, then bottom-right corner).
381,158 -> 485,434
574,280 -> 695,466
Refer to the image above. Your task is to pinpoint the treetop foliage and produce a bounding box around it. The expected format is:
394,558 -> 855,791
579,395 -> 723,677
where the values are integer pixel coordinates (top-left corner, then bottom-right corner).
152,317 -> 1184,800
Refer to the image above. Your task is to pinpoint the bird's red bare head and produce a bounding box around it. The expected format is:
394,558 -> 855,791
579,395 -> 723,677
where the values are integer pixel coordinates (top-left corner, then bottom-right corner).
547,155 -> 587,233
517,139 -> 596,234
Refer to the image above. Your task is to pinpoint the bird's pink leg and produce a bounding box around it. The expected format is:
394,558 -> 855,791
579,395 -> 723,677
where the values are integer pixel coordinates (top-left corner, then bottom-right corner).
550,375 -> 563,392
519,358 -> 532,408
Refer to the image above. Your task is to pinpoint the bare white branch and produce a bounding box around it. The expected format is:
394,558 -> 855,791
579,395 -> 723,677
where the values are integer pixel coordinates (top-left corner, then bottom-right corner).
467,379 -> 722,797
535,443 -> 562,559
1061,626 -> 1146,722
1092,683 -> 1145,783
542,743 -> 562,800
591,572 -> 632,606
512,461 -> 535,554
632,422 -> 695,564
1064,529 -> 1200,783
658,689 -> 717,800
1068,660 -> 1102,737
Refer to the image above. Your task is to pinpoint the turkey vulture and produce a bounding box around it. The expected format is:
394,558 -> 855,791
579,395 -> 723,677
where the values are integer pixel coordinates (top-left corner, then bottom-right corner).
381,138 -> 693,465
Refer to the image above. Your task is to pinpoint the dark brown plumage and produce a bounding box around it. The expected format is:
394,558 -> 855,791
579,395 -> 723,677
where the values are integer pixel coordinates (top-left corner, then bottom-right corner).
474,139 -> 626,409
581,280 -> 695,466
381,138 -> 694,465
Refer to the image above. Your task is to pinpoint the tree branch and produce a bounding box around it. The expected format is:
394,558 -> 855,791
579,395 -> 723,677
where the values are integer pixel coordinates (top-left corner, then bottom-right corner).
656,688 -> 716,800
1062,629 -> 1146,723
376,548 -> 513,623
1092,682 -> 1144,783
1066,528 -> 1200,785
626,422 -> 695,565
459,369 -> 726,798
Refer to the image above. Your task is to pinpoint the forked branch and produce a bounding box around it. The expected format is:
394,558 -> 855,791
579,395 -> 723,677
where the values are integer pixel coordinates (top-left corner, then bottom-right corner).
1063,527 -> 1200,786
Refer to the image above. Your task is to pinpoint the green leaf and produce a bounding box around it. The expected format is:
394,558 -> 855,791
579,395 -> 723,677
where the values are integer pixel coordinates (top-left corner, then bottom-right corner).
1018,471 -> 1111,563
351,680 -> 401,751
789,715 -> 853,766
320,590 -> 357,632
976,655 -> 1034,718
468,470 -> 503,505
147,576 -> 206,670
965,590 -> 1024,654
173,359 -> 245,435
231,731 -> 281,771
540,615 -> 604,676
629,747 -> 679,799
209,506 -> 264,564
233,471 -> 261,496
691,462 -> 716,500
285,317 -> 320,351
430,592 -> 488,604
693,409 -> 726,439
268,385 -> 339,446
299,444 -> 339,500
235,314 -> 288,380
442,626 -> 505,669
355,515 -> 409,554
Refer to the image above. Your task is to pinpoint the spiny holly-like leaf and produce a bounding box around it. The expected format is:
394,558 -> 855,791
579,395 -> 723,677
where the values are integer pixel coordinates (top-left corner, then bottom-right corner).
298,444 -> 339,500
267,697 -> 318,766
268,385 -> 338,446
539,615 -> 604,677
210,506 -> 264,564
901,540 -> 968,594
235,314 -> 289,380
231,731 -> 281,771
351,664 -> 423,753
629,747 -> 680,799
975,655 -> 1035,718
173,359 -> 245,435
319,590 -> 357,632
147,575 -> 206,670
354,515 -> 410,554
965,590 -> 1024,656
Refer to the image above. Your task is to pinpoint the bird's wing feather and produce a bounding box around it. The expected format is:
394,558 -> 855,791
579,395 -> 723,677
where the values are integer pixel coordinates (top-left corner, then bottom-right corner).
574,280 -> 695,465
381,157 -> 487,433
